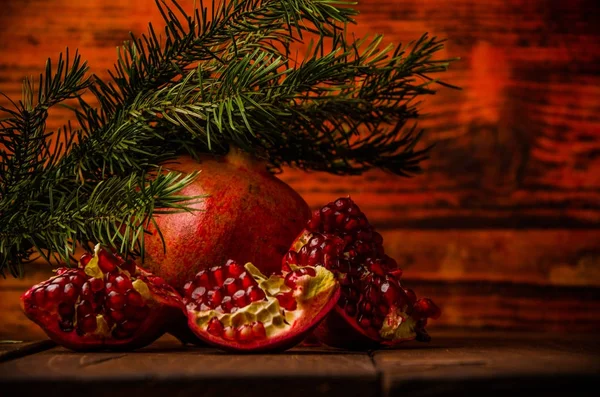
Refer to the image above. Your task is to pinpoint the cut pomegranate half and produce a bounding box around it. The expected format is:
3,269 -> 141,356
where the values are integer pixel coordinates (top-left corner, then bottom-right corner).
284,197 -> 441,349
183,260 -> 340,352
21,244 -> 185,351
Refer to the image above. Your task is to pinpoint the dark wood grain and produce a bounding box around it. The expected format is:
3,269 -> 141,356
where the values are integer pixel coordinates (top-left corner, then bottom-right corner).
1,332 -> 598,397
0,340 -> 55,363
0,339 -> 379,397
373,332 -> 600,397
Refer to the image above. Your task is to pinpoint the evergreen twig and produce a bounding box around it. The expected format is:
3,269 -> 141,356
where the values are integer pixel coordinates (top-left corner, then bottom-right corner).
0,0 -> 457,276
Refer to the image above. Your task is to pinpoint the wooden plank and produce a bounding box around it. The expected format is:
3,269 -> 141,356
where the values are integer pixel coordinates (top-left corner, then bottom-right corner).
0,340 -> 55,363
373,332 -> 600,397
0,340 -> 379,397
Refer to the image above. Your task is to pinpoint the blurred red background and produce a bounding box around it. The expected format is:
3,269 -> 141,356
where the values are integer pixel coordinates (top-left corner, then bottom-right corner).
1,0 -> 599,340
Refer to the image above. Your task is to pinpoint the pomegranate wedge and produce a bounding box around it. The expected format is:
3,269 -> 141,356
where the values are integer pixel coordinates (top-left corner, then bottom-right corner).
21,244 -> 185,351
183,260 -> 339,352
284,197 -> 441,348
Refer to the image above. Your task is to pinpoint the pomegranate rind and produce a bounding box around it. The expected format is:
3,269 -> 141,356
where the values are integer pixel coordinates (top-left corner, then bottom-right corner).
21,245 -> 185,351
186,263 -> 340,353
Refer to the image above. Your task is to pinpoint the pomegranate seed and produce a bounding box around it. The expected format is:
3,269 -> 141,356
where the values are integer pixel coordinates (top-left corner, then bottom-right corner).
114,275 -> 133,292
221,296 -> 233,313
388,269 -> 403,279
58,302 -> 74,318
59,319 -> 73,332
246,286 -> 266,302
210,266 -> 225,286
371,316 -> 384,329
90,277 -> 104,292
207,317 -> 224,336
208,288 -> 223,307
63,283 -> 78,302
307,210 -> 321,231
223,277 -> 238,295
414,298 -> 441,319
377,303 -> 389,317
309,234 -> 324,248
282,251 -> 297,271
356,229 -> 372,241
307,249 -> 323,266
251,322 -> 266,339
284,271 -> 300,288
226,260 -> 245,277
381,281 -> 400,304
97,248 -> 120,273
69,274 -> 85,289
372,232 -> 383,245
79,253 -> 93,268
358,315 -> 371,329
109,309 -> 126,322
236,324 -> 253,342
359,300 -> 373,315
126,290 -> 145,307
78,315 -> 97,333
77,301 -> 94,317
345,303 -> 357,316
107,291 -> 125,310
223,327 -> 236,341
183,281 -> 194,296
334,197 -> 350,210
403,288 -> 417,305
304,267 -> 317,277
195,270 -> 210,287
45,284 -> 61,302
239,272 -> 254,289
335,213 -> 346,228
232,289 -> 249,307
276,292 -> 297,311
191,286 -> 207,301
344,218 -> 359,232
52,276 -> 67,286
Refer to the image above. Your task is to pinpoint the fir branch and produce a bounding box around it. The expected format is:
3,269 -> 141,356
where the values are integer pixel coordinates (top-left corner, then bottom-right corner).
0,0 -> 457,276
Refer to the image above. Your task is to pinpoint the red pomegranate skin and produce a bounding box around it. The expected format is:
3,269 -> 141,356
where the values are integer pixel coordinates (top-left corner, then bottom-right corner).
144,151 -> 310,290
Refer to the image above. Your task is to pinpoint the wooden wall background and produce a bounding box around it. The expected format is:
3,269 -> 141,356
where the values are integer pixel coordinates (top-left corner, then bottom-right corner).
1,0 -> 599,340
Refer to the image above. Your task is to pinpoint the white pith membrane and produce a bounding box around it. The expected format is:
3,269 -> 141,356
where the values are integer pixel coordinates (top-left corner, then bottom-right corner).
293,231 -> 418,342
188,263 -> 337,344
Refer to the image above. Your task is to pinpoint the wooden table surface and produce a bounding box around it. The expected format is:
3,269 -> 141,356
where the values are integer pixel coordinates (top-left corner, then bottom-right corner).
0,331 -> 598,397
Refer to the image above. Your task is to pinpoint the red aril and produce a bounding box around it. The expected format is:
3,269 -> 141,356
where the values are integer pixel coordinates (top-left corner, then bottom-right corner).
285,197 -> 441,348
144,151 -> 311,290
21,244 -> 185,351
183,259 -> 339,352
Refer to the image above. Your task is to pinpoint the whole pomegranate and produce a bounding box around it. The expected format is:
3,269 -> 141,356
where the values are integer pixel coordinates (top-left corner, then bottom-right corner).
144,150 -> 310,290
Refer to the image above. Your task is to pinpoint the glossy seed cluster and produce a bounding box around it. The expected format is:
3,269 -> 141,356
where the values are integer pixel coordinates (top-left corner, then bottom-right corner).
206,316 -> 267,343
285,197 -> 440,335
182,260 -> 267,314
24,248 -> 154,339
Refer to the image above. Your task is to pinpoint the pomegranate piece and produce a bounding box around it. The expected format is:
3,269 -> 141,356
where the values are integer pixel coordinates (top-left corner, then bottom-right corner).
21,244 -> 185,351
285,197 -> 441,348
183,259 -> 340,352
